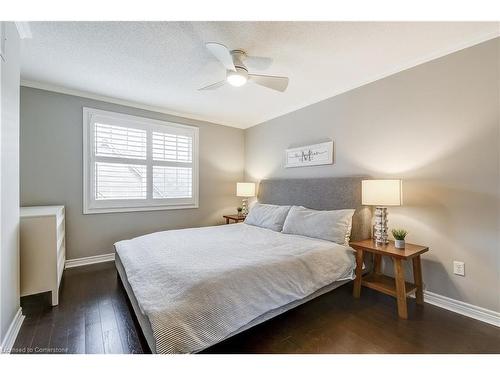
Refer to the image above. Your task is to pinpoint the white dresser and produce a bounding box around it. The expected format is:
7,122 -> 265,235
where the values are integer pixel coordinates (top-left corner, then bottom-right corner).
20,205 -> 66,306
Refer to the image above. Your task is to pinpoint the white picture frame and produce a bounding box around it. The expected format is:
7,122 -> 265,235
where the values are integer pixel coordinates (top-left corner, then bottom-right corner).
285,141 -> 333,168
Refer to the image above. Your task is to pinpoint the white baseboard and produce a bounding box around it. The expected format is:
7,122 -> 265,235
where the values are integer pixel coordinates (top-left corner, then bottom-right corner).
65,253 -> 115,269
423,290 -> 500,327
0,308 -> 25,354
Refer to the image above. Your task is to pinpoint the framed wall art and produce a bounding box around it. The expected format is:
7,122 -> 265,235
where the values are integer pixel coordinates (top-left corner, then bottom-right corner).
285,141 -> 333,168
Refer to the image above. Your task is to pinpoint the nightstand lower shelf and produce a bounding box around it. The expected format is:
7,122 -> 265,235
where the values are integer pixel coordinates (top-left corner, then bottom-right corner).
350,239 -> 429,319
362,273 -> 417,298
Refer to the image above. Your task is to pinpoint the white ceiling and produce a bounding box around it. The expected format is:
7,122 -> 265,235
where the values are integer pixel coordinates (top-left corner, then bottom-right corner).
21,22 -> 499,129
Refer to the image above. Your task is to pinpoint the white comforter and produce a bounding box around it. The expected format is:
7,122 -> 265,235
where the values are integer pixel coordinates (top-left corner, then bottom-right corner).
115,223 -> 356,354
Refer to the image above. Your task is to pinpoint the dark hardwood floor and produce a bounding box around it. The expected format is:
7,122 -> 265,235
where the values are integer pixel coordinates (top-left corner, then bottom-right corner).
12,261 -> 500,354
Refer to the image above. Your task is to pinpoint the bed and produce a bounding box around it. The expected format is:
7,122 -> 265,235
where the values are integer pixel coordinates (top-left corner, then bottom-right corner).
115,177 -> 371,354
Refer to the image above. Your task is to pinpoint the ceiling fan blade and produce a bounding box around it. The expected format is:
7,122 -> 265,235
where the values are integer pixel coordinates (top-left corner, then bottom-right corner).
245,55 -> 273,70
248,74 -> 289,92
198,80 -> 226,91
205,42 -> 236,71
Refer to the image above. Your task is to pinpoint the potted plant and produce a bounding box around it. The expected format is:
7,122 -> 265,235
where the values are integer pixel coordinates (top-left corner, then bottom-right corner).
237,207 -> 243,216
391,229 -> 408,249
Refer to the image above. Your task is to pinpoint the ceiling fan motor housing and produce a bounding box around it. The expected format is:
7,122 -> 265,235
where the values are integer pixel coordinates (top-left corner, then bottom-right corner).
230,50 -> 248,70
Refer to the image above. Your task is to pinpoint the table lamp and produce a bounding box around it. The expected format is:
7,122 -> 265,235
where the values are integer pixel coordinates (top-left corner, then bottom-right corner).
236,182 -> 256,216
362,179 -> 402,244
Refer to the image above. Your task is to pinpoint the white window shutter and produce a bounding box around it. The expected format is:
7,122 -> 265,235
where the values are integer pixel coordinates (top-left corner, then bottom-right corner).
152,132 -> 193,163
95,162 -> 147,200
83,108 -> 199,214
153,166 -> 192,199
95,123 -> 147,159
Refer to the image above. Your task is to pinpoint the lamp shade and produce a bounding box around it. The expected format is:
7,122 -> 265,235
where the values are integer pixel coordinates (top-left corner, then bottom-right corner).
236,182 -> 256,197
362,179 -> 402,206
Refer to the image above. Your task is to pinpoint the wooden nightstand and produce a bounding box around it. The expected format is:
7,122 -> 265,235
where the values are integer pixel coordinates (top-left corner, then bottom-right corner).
349,239 -> 429,319
223,214 -> 246,224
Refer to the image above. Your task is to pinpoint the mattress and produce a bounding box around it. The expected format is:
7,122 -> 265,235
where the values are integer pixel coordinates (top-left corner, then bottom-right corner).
115,223 -> 356,354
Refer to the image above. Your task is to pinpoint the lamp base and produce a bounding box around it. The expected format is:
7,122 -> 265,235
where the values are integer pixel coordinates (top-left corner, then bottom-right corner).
373,206 -> 389,244
242,198 -> 249,215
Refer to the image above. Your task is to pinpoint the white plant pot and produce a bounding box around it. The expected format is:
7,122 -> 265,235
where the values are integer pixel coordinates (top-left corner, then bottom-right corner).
394,239 -> 405,249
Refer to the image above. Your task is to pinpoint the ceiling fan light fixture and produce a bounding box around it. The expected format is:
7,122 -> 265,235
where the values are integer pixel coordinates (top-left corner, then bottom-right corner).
227,70 -> 248,87
201,43 -> 288,92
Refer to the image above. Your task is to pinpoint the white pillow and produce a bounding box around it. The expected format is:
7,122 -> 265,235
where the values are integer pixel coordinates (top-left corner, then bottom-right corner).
282,206 -> 355,245
244,203 -> 291,232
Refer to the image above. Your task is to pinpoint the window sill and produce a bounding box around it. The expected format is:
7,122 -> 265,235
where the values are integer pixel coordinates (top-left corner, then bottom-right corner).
83,204 -> 199,215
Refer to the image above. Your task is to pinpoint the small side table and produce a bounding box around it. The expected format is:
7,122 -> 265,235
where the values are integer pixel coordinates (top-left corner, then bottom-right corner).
223,214 -> 246,224
349,239 -> 429,319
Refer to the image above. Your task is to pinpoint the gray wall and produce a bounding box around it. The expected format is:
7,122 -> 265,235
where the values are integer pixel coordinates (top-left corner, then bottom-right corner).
245,38 -> 500,312
20,87 -> 245,260
1,22 -> 21,347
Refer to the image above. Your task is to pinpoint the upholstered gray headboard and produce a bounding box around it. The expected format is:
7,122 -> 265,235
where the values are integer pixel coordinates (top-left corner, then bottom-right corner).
257,177 -> 372,241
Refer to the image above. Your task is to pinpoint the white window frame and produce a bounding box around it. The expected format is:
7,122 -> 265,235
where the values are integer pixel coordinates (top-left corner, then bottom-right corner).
83,107 -> 199,214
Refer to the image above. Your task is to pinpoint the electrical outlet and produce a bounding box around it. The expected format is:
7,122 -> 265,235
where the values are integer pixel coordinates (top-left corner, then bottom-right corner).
453,261 -> 465,276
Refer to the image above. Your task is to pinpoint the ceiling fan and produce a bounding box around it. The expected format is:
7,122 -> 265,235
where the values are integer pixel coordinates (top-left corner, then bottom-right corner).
199,42 -> 289,92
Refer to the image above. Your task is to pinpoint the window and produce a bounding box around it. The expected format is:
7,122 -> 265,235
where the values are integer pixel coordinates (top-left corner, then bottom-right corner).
83,108 -> 199,214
